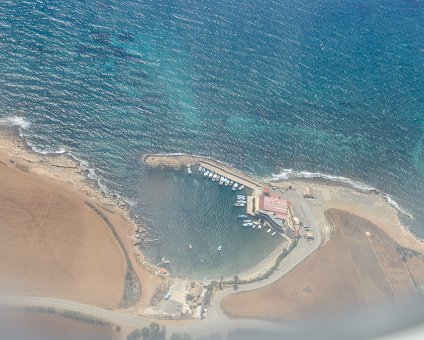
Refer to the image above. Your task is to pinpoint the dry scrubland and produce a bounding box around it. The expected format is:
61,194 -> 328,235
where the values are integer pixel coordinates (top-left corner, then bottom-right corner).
0,131 -> 162,310
222,209 -> 423,320
0,160 -> 128,308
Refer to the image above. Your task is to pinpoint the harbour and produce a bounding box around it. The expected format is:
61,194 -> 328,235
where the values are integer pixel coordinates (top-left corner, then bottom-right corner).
140,154 -> 307,279
137,160 -> 282,279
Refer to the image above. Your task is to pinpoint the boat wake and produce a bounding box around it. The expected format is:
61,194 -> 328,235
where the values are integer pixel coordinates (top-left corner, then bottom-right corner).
272,168 -> 414,220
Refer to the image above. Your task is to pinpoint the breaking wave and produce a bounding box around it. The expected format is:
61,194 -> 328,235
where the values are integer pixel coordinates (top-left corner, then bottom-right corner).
0,115 -> 135,208
0,116 -> 31,131
272,168 -> 414,219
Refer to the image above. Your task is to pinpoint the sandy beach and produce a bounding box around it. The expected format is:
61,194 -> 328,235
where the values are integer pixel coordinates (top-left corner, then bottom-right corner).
0,128 -> 161,310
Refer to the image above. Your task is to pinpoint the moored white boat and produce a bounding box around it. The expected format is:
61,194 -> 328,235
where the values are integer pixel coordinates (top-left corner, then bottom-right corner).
203,170 -> 210,177
271,231 -> 276,236
234,202 -> 245,207
238,185 -> 244,190
238,214 -> 248,218
208,171 -> 214,178
267,228 -> 272,233
198,166 -> 203,172
232,183 -> 239,191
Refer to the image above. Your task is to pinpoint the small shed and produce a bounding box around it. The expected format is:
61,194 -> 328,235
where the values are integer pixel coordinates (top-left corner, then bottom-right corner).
303,186 -> 316,199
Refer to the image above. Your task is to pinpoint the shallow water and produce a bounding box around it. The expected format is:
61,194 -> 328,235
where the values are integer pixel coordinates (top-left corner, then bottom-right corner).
0,0 -> 423,276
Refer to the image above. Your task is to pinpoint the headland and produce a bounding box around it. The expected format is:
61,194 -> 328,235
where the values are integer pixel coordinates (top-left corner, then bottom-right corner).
0,128 -> 162,311
1,141 -> 424,329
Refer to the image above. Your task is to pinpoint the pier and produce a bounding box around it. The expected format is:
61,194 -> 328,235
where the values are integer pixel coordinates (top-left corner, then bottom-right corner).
199,160 -> 263,216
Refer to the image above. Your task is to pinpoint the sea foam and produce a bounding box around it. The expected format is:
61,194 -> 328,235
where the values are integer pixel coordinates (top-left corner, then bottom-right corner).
272,168 -> 414,220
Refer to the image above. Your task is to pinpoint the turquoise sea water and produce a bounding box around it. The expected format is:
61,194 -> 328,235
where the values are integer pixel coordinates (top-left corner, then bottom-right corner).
0,0 -> 423,276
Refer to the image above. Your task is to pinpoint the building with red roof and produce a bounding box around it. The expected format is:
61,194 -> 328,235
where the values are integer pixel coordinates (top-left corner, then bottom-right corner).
257,188 -> 295,232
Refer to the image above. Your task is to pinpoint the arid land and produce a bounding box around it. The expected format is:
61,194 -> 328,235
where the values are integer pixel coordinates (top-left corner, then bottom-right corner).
221,203 -> 424,321
1,145 -> 424,330
0,129 -> 161,311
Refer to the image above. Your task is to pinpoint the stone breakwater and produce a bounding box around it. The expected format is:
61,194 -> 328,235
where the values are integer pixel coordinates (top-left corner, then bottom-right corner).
142,153 -> 261,186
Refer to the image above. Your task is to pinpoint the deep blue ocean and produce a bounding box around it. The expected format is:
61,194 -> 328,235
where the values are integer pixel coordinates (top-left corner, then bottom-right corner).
0,0 -> 423,277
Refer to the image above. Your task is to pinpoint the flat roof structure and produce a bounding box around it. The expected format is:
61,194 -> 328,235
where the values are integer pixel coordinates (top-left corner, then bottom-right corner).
259,194 -> 291,216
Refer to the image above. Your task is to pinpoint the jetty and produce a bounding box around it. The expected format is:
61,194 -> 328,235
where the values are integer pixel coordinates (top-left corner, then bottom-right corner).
199,160 -> 262,215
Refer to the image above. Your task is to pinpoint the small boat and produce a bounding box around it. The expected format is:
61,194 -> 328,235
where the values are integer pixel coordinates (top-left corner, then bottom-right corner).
218,245 -> 222,251
204,170 -> 210,177
238,214 -> 248,218
242,223 -> 252,227
161,257 -> 171,264
232,183 -> 239,191
237,195 -> 245,199
238,185 -> 245,190
252,225 -> 256,229
212,174 -> 218,181
208,171 -> 214,178
187,167 -> 192,175
243,219 -> 252,223
258,225 -> 262,230
201,167 -> 206,173
219,176 -> 224,185
267,228 -> 272,233
271,232 -> 276,236
189,244 -> 192,250
198,166 -> 203,173
224,179 -> 230,186
229,180 -> 234,185
234,203 -> 245,207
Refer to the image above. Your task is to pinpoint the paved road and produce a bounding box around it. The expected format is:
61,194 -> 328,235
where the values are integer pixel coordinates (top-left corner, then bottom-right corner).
0,294 -> 289,338
207,191 -> 322,321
